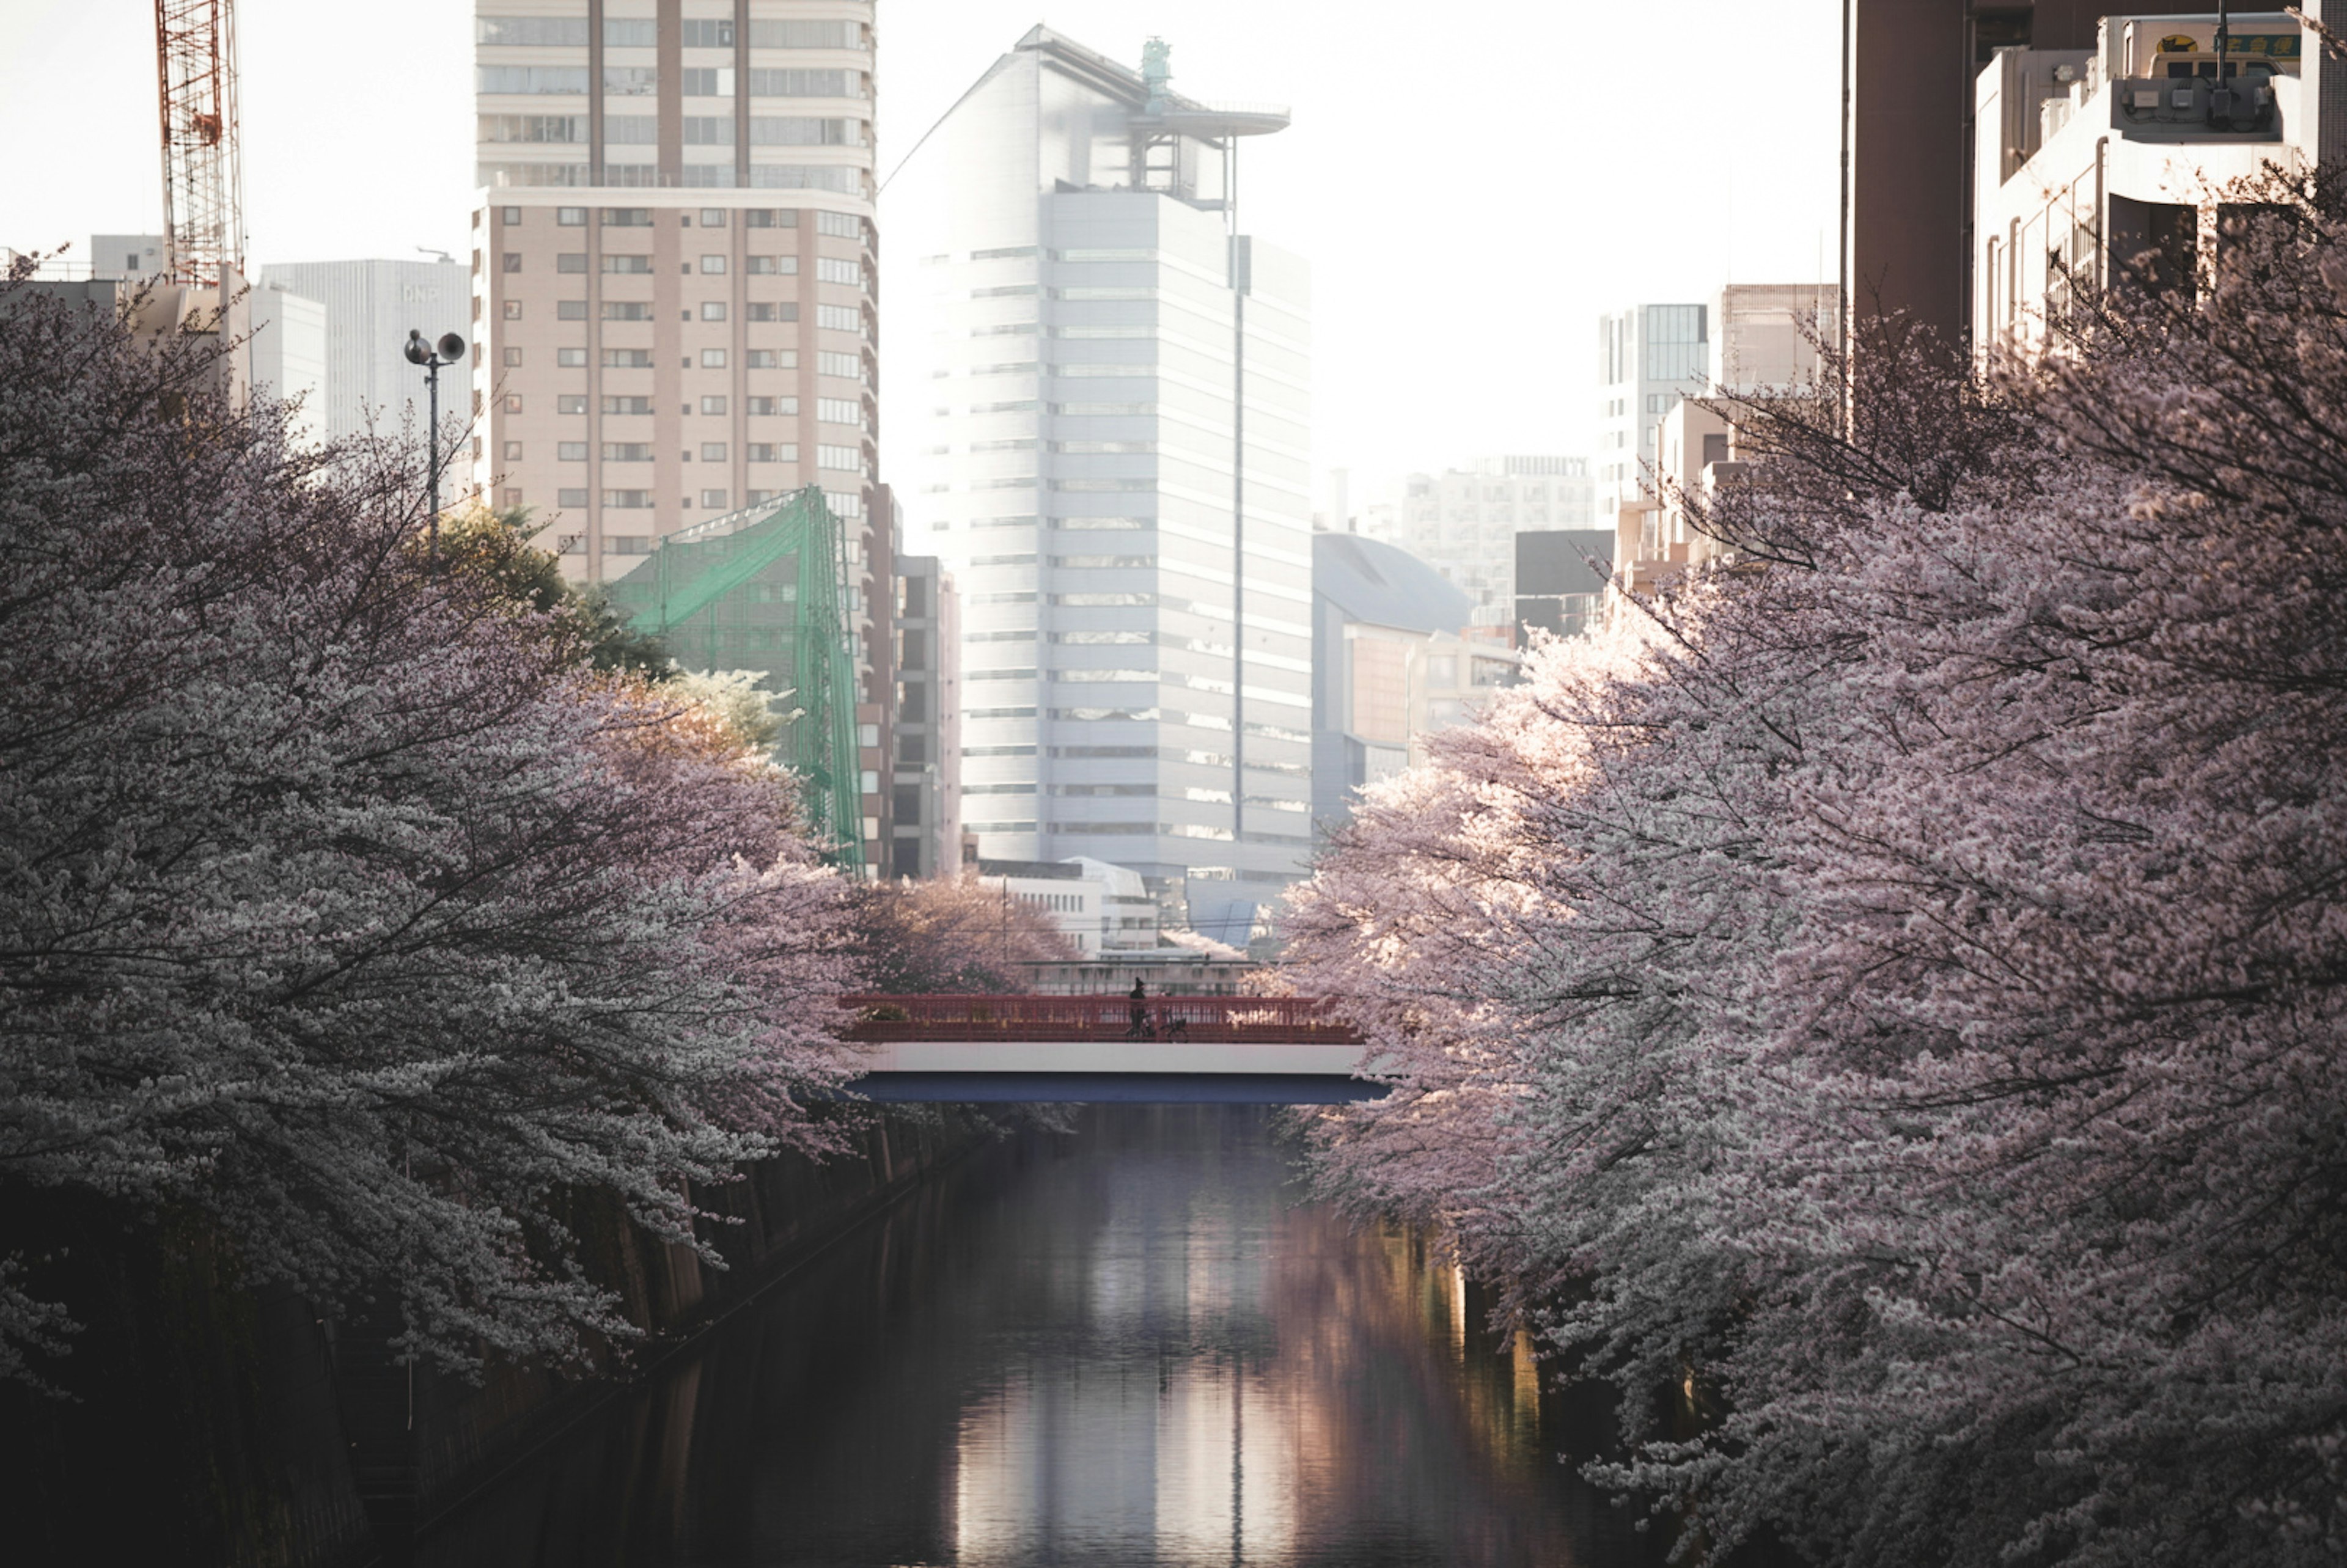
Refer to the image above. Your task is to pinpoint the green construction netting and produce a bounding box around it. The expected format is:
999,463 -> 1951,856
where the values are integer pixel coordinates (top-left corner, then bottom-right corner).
609,487 -> 865,871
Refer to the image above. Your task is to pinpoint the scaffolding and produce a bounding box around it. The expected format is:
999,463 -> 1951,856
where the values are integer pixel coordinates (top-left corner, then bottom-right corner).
610,488 -> 865,871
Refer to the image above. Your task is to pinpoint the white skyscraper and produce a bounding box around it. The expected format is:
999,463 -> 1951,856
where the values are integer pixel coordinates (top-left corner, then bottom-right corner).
886,28 -> 1312,943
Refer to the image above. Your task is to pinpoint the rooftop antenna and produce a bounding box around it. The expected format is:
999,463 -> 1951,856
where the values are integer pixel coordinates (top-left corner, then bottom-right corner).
2211,0 -> 2236,126
1140,35 -> 1172,115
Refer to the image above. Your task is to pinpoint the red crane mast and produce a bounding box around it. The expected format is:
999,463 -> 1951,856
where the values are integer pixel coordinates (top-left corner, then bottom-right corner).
153,0 -> 243,290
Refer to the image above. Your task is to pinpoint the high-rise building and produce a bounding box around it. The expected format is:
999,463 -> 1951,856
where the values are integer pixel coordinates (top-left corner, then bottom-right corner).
1363,456 -> 1594,625
1595,304 -> 1708,534
258,259 -> 469,445
885,27 -> 1313,944
466,1 -> 878,578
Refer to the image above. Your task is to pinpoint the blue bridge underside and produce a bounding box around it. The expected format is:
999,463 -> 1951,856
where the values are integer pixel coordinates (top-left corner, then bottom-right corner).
849,1072 -> 1391,1105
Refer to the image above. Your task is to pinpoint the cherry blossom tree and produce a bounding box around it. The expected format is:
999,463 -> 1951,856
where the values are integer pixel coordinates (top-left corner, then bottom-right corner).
1288,181 -> 2347,1567
0,271 -> 859,1384
845,871 -> 1078,995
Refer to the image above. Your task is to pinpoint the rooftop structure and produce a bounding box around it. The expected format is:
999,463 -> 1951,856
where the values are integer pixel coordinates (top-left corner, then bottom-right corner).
1974,11 -> 2343,357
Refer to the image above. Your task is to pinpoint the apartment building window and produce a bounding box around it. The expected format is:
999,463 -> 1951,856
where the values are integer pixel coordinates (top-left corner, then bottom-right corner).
747,395 -> 798,415
602,444 -> 653,461
749,116 -> 858,145
816,304 -> 861,333
747,442 -> 796,462
745,68 -> 850,97
683,117 -> 733,145
1642,304 -> 1706,380
557,442 -> 587,461
700,301 -> 727,321
700,442 -> 727,461
745,210 -> 799,229
818,351 -> 861,379
601,396 -> 652,415
746,302 -> 797,323
556,348 -> 586,367
747,18 -> 859,47
678,18 -> 734,46
817,397 -> 860,426
558,395 -> 588,414
557,206 -> 585,225
477,16 -> 589,46
680,68 -> 734,97
700,395 -> 728,414
502,440 -> 523,461
502,394 -> 523,413
818,211 -> 861,240
558,487 -> 589,506
497,252 -> 520,273
700,255 -> 727,274
477,66 -> 590,93
818,444 -> 861,471
701,489 -> 729,509
502,346 -> 523,367
601,207 -> 652,227
602,254 -> 653,274
746,254 -> 796,274
603,67 -> 656,96
601,16 -> 654,45
501,299 -> 522,320
601,301 -> 652,321
700,348 -> 727,368
557,299 -> 586,319
815,257 -> 861,287
746,350 -> 785,369
602,348 -> 653,367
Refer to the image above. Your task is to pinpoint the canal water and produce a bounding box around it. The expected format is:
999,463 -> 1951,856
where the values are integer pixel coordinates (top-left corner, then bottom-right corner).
416,1105 -> 1670,1568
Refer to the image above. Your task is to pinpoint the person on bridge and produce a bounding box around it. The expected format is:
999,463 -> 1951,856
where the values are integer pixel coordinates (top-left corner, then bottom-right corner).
1127,978 -> 1150,1039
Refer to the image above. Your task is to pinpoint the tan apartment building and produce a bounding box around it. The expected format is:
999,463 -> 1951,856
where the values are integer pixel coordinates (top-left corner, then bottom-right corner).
466,1 -> 878,579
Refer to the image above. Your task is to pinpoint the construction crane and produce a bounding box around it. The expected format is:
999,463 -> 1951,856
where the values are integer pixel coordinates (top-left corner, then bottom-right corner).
153,0 -> 243,291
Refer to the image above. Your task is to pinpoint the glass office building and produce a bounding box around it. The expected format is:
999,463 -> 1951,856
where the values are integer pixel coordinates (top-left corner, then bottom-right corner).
886,28 -> 1312,944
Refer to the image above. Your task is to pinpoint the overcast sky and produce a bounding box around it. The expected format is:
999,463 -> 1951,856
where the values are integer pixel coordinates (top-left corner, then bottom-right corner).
1,0 -> 1842,498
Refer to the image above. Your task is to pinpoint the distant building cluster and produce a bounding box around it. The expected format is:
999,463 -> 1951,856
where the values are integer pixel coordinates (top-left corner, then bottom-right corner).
27,1 -> 2316,950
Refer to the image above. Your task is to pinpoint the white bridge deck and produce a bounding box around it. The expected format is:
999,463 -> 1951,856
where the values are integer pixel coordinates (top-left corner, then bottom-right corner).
837,996 -> 1383,1104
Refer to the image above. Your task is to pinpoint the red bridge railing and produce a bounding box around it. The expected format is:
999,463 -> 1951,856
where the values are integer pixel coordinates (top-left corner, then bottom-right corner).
837,994 -> 1362,1045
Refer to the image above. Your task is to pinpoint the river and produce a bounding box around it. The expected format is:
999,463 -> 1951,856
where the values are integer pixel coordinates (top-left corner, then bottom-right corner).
415,1105 -> 1673,1567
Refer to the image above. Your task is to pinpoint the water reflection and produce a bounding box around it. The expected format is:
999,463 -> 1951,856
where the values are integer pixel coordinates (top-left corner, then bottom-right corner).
417,1107 -> 1664,1567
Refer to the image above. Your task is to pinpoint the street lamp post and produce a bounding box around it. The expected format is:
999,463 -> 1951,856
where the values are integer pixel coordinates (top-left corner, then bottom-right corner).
404,329 -> 466,567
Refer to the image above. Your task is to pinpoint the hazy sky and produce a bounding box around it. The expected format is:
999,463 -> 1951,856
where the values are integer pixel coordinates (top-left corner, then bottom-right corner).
1,0 -> 1842,496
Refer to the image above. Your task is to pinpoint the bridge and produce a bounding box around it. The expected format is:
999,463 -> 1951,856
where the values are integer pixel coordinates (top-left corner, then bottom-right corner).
835,994 -> 1384,1104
